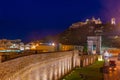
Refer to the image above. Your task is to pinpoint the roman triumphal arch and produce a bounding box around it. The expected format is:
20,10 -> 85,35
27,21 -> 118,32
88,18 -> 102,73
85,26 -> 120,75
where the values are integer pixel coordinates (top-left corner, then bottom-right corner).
87,36 -> 101,54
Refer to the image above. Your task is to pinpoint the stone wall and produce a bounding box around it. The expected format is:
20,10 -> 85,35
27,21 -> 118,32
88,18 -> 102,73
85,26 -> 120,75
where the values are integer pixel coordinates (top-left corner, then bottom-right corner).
0,50 -> 97,80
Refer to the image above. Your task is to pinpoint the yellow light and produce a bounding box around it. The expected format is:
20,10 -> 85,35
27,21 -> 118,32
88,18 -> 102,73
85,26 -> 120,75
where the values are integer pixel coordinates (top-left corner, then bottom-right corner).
31,45 -> 36,49
98,55 -> 103,61
114,67 -> 117,70
109,67 -> 112,70
107,59 -> 110,62
109,70 -> 112,73
36,44 -> 39,46
52,43 -> 55,46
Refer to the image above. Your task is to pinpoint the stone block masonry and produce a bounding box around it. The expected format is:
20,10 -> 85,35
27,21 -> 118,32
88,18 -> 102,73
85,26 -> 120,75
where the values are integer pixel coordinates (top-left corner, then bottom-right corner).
0,50 -> 97,80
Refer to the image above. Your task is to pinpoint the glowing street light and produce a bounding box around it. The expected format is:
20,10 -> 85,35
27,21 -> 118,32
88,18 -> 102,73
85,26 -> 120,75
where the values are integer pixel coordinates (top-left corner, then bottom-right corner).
31,45 -> 36,49
52,43 -> 55,46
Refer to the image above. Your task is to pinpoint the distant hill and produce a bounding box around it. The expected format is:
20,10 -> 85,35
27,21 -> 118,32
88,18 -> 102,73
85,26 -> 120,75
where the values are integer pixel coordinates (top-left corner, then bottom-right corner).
40,18 -> 120,48
57,21 -> 120,48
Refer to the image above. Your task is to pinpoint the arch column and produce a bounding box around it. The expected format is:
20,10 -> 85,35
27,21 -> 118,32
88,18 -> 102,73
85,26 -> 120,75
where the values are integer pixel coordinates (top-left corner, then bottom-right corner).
41,68 -> 47,80
93,56 -> 95,62
58,60 -> 62,79
86,58 -> 88,66
85,58 -> 87,66
61,60 -> 65,76
76,56 -> 80,67
73,57 -> 76,68
65,58 -> 69,74
83,59 -> 85,67
67,58 -> 70,72
64,59 -> 67,74
69,58 -> 72,70
53,63 -> 58,80
48,65 -> 54,80
56,63 -> 59,80
28,69 -> 38,80
35,68 -> 40,80
91,57 -> 93,64
88,57 -> 90,65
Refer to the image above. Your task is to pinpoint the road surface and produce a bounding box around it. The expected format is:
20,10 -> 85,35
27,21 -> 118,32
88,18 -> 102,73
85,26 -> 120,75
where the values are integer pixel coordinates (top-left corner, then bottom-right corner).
104,56 -> 120,80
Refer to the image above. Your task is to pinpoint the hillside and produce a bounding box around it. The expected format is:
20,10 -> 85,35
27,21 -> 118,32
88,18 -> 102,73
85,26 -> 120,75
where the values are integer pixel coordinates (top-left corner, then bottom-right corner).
58,22 -> 120,47
40,17 -> 120,48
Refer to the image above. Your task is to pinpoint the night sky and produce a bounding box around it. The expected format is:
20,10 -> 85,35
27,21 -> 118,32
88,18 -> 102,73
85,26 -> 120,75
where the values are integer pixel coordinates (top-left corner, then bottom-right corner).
0,0 -> 119,42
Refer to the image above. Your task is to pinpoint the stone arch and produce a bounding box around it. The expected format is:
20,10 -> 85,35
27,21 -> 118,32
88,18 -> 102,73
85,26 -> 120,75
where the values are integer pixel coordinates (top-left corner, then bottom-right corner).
87,36 -> 101,54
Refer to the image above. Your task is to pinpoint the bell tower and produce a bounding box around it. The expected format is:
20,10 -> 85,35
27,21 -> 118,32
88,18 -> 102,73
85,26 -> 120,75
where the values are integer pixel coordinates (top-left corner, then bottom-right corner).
111,18 -> 116,25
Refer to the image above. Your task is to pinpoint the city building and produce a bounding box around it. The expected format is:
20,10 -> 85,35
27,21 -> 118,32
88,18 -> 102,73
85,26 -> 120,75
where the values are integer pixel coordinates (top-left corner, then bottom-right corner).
0,39 -> 24,52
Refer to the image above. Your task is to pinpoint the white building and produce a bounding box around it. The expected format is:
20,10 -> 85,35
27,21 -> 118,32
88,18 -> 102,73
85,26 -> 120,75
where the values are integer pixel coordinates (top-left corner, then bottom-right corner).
70,17 -> 102,29
0,39 -> 24,52
111,18 -> 116,25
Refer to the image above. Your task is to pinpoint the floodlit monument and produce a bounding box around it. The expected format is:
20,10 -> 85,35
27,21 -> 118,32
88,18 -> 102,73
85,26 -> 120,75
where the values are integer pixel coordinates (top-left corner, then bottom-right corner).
87,36 -> 101,54
69,17 -> 102,29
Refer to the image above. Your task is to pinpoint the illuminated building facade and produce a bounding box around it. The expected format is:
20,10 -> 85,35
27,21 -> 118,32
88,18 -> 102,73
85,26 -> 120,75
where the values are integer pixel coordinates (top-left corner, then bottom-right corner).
70,17 -> 102,29
0,39 -> 24,52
